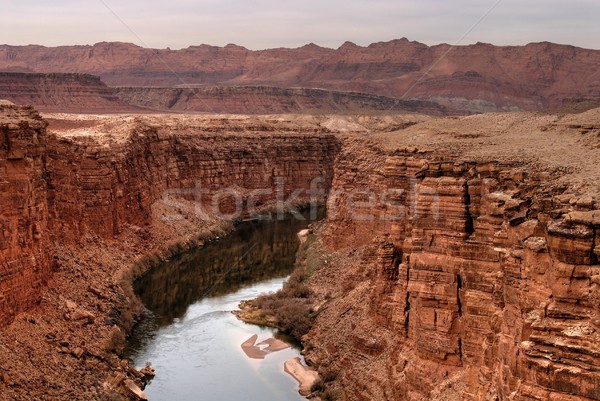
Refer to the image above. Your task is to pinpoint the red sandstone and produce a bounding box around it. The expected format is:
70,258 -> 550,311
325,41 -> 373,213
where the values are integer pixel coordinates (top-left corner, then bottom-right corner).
0,105 -> 599,401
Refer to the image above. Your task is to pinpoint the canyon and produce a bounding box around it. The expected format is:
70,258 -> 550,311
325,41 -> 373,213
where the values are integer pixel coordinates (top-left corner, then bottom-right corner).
0,102 -> 599,401
0,105 -> 341,399
2,40 -> 600,113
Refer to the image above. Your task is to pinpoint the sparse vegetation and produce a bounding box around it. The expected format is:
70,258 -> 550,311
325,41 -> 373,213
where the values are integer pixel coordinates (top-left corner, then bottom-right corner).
310,377 -> 340,401
319,365 -> 338,383
310,378 -> 326,393
320,388 -> 341,401
251,235 -> 317,340
310,364 -> 340,400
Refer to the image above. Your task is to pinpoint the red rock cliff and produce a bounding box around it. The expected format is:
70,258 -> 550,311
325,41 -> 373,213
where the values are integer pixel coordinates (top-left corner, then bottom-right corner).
0,109 -> 341,330
0,105 -> 52,326
1,107 -> 599,400
0,109 -> 342,400
45,115 -> 341,241
305,135 -> 600,400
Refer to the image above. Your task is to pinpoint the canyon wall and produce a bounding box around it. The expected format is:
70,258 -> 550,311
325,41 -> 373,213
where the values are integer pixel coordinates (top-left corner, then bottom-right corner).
0,72 -> 136,113
306,139 -> 600,400
0,105 -> 52,326
2,40 -> 600,111
0,108 -> 342,401
0,107 -> 340,329
45,117 -> 340,242
1,104 -> 599,400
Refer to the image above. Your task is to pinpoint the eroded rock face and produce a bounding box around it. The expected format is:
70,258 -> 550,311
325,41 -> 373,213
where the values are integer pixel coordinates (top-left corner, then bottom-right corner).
1,105 -> 599,400
306,140 -> 600,400
0,108 -> 342,400
45,117 -> 341,241
0,105 -> 52,326
2,40 -> 600,112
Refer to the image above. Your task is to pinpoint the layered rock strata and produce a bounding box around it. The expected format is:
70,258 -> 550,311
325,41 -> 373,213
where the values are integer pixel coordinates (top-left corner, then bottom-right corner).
304,136 -> 600,400
1,106 -> 599,400
0,72 -> 136,113
115,86 -> 450,115
0,110 -> 341,324
0,109 -> 341,400
45,115 -> 340,241
2,40 -> 600,112
0,105 -> 51,326
0,72 -> 451,115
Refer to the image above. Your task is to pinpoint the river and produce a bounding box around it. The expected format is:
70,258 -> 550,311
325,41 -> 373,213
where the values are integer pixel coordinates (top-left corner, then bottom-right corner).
124,211 -> 320,401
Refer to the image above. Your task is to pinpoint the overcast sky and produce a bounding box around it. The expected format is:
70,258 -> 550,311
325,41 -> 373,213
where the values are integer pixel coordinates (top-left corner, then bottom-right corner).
1,0 -> 599,50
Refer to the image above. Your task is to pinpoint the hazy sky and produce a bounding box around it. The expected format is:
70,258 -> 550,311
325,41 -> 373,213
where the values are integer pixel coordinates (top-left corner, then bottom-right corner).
1,0 -> 599,50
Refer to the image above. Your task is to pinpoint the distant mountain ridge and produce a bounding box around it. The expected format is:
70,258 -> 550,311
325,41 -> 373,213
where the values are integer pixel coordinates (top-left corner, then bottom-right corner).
1,39 -> 600,112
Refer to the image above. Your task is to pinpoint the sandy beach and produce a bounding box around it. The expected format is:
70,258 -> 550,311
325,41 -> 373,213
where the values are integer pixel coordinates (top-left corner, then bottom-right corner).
284,357 -> 319,396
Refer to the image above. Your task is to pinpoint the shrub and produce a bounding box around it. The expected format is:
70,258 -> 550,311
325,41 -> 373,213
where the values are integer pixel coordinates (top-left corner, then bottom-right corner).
310,378 -> 340,400
321,388 -> 340,401
310,378 -> 326,393
319,365 -> 338,383
250,243 -> 316,340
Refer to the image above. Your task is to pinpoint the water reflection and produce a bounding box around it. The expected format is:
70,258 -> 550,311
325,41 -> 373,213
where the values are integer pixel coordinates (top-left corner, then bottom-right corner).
134,210 -> 321,327
125,209 -> 323,401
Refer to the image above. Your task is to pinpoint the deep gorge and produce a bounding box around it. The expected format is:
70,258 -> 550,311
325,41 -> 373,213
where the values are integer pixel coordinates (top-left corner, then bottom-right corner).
0,104 -> 599,400
1,106 -> 341,326
125,213 -> 319,401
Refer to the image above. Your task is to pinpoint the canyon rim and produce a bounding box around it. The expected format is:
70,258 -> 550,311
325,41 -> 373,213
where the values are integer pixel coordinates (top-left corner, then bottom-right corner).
0,39 -> 599,401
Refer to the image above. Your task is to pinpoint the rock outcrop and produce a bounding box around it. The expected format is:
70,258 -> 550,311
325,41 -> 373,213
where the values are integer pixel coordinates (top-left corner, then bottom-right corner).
45,115 -> 340,241
0,105 -> 52,326
0,108 -> 341,328
304,125 -> 600,400
2,40 -> 600,112
0,108 -> 343,400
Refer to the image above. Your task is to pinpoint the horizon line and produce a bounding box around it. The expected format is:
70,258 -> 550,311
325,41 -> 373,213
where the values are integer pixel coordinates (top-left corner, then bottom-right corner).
1,37 -> 597,52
